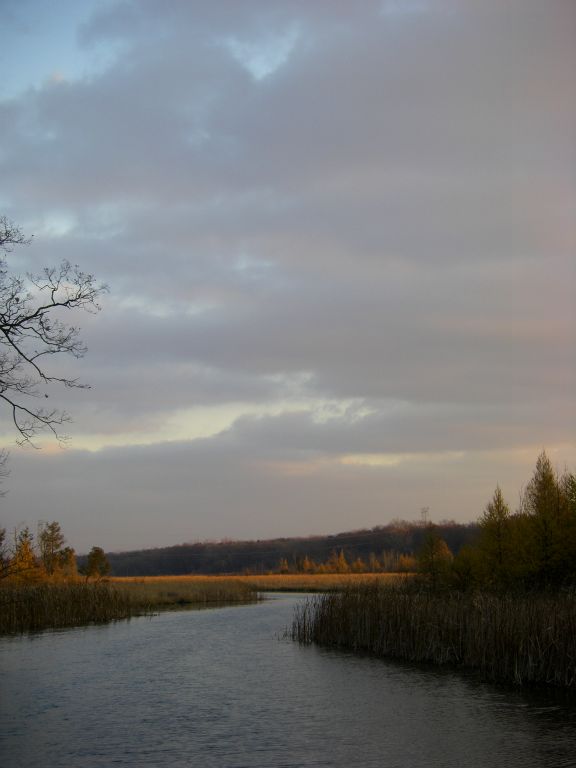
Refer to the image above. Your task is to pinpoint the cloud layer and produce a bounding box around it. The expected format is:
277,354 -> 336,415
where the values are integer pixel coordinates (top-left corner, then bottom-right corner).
1,0 -> 574,550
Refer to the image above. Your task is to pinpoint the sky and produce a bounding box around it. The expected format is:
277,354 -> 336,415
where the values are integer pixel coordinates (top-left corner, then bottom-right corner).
0,0 -> 574,553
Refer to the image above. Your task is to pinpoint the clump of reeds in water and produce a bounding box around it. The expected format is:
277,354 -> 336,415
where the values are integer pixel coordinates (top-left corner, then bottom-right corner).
290,582 -> 576,688
0,582 -> 134,634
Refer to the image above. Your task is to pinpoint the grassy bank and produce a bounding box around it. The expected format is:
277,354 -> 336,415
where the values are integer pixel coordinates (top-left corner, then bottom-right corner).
0,577 -> 258,634
290,582 -> 576,688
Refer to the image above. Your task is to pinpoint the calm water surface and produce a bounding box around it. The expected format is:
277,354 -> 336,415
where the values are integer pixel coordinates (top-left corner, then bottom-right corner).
1,594 -> 575,768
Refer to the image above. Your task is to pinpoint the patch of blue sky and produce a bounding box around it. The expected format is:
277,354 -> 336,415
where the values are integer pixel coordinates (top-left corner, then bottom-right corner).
221,23 -> 301,81
0,0 -> 122,100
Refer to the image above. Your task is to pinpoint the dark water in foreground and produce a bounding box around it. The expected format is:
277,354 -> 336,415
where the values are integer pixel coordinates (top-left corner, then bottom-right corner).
1,594 -> 575,768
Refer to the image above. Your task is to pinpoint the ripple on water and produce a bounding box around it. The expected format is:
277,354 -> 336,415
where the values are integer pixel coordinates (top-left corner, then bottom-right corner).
1,595 -> 576,768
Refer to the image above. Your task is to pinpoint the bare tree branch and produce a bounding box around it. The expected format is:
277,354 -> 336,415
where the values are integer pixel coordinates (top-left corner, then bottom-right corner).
0,217 -> 107,445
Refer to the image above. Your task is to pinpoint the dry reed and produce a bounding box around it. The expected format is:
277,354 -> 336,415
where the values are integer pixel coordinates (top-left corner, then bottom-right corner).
1,577 -> 258,634
240,572 -> 406,592
0,583 -> 133,634
114,577 -> 256,608
290,582 -> 576,688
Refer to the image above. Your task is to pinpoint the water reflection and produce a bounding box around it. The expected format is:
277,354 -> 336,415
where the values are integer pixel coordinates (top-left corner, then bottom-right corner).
1,594 -> 575,768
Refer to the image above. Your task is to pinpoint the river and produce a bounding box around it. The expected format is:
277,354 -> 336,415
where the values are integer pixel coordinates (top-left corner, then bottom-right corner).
1,594 -> 575,767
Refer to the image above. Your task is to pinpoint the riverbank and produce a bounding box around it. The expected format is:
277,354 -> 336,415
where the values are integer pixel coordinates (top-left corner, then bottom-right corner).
0,573 -> 404,634
290,582 -> 576,688
0,578 -> 257,634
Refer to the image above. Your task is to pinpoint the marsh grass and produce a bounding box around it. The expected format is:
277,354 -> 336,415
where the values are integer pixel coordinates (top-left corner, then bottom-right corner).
0,583 -> 133,634
112,572 -> 404,594
291,582 -> 576,688
113,576 -> 256,608
0,577 -> 258,634
239,572 -> 406,592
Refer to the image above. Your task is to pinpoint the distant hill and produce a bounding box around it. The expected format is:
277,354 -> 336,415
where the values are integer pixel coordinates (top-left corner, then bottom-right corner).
102,521 -> 479,576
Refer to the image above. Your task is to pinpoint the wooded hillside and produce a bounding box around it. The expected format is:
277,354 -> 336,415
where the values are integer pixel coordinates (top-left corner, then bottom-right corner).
102,521 -> 479,576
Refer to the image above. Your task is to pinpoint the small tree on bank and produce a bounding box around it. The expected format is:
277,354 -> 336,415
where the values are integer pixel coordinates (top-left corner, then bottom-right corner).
82,546 -> 110,581
417,526 -> 453,588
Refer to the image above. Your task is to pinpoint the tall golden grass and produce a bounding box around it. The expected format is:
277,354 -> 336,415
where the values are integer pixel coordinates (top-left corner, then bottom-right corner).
236,572 -> 406,592
112,576 -> 256,608
112,572 -> 404,594
0,583 -> 133,634
290,582 -> 576,688
0,577 -> 258,634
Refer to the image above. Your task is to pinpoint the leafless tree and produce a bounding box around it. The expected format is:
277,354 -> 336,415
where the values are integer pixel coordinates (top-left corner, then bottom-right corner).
0,216 -> 107,445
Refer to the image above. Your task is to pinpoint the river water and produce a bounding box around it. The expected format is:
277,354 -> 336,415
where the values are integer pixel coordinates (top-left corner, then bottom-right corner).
1,594 -> 575,768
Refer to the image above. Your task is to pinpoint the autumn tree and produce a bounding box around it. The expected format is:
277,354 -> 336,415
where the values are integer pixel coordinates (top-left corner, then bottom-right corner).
368,552 -> 381,573
326,549 -> 350,573
58,546 -> 79,581
0,216 -> 106,445
397,553 -> 417,573
301,555 -> 316,573
11,526 -> 43,583
417,526 -> 453,588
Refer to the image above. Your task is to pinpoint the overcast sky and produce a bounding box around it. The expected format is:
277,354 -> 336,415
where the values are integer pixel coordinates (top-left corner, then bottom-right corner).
1,0 -> 574,553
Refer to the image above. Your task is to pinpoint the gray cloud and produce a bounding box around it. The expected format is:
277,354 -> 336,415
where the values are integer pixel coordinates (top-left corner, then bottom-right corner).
0,0 -> 574,548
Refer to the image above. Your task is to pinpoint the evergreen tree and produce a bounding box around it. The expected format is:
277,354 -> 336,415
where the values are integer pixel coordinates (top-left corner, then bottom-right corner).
38,521 -> 66,576
477,486 -> 512,588
520,451 -> 565,585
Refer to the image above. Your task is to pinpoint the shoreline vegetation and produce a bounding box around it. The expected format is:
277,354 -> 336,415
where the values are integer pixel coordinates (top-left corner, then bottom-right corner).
0,573 -> 397,635
2,451 -> 575,689
290,583 -> 576,688
290,451 -> 576,689
113,572 -> 405,592
0,578 -> 258,635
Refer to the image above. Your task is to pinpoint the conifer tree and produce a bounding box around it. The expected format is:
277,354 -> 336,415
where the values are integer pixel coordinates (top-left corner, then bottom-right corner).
38,521 -> 66,576
520,451 -> 564,585
477,486 -> 512,587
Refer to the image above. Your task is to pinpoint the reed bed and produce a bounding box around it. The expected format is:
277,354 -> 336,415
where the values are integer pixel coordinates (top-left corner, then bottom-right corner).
112,572 -> 405,593
290,582 -> 576,688
239,572 -> 407,592
0,583 -> 134,634
113,577 -> 256,608
0,578 -> 258,634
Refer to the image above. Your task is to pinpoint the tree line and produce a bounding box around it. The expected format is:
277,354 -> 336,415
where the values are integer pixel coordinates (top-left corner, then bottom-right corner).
105,522 -> 478,576
417,451 -> 576,590
273,549 -> 417,575
0,521 -> 110,583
